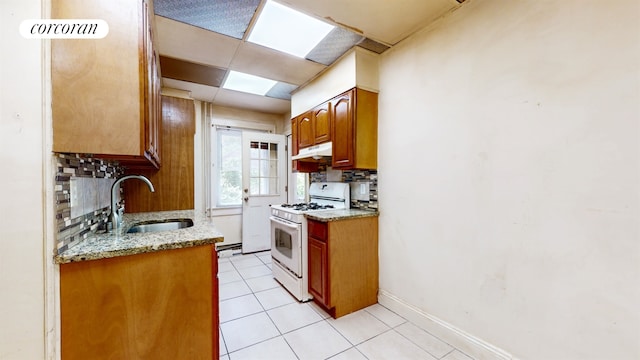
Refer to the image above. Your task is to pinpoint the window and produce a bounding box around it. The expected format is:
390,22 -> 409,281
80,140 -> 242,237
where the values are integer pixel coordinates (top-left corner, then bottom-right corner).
295,173 -> 307,202
249,141 -> 279,196
286,134 -> 307,203
216,129 -> 242,206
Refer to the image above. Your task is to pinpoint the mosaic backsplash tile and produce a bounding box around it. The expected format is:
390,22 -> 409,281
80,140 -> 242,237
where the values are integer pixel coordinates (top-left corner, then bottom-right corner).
55,154 -> 123,254
311,169 -> 378,211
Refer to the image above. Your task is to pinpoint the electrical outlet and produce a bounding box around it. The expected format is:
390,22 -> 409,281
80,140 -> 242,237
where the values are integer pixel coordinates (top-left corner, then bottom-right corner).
350,181 -> 370,201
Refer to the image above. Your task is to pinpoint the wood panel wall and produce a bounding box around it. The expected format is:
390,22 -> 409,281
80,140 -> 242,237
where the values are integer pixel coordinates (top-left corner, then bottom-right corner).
123,95 -> 195,212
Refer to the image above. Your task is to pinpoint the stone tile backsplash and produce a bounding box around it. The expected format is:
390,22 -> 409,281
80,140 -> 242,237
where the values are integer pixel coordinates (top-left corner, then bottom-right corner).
55,154 -> 123,254
311,169 -> 378,211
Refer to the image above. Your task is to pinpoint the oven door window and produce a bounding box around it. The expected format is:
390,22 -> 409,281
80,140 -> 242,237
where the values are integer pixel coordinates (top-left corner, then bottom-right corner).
274,228 -> 292,258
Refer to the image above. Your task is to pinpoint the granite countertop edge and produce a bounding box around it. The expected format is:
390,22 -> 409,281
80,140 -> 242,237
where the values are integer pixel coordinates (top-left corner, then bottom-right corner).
55,210 -> 224,264
304,209 -> 379,222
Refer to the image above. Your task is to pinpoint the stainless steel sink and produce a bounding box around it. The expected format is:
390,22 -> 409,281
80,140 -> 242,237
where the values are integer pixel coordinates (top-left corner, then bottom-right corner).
126,218 -> 194,234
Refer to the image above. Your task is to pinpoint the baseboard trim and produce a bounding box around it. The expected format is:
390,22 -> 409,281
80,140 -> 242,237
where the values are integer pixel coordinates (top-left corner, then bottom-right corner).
378,290 -> 514,360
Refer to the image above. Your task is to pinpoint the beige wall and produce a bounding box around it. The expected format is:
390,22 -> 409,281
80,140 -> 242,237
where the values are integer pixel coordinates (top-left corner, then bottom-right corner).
377,0 -> 639,359
0,0 -> 48,359
291,47 -> 379,118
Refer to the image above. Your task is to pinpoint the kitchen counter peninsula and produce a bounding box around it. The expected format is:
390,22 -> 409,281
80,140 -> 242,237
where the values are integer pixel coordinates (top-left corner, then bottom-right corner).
57,209 -> 222,359
55,209 -> 224,264
304,209 -> 379,222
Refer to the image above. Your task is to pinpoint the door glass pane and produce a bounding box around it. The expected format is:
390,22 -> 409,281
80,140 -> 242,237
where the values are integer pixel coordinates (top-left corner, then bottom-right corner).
250,159 -> 260,177
250,178 -> 260,195
249,141 -> 279,196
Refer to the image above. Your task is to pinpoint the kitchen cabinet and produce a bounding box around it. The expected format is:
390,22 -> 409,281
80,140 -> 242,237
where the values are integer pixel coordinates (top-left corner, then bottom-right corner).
296,111 -> 314,148
295,102 -> 332,149
331,88 -> 378,170
313,102 -> 332,144
307,216 -> 379,318
290,87 -> 378,172
60,244 -> 219,359
52,0 -> 162,169
291,116 -> 320,173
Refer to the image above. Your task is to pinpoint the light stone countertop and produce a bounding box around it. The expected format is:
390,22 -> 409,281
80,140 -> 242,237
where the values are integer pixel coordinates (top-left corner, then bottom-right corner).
55,210 -> 224,264
304,209 -> 379,222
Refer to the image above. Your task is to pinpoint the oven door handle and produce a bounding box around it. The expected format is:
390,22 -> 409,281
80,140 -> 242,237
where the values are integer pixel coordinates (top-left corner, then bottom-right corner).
270,216 -> 300,229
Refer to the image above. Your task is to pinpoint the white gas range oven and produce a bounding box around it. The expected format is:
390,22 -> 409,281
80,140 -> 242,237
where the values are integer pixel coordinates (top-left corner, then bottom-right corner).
270,182 -> 350,301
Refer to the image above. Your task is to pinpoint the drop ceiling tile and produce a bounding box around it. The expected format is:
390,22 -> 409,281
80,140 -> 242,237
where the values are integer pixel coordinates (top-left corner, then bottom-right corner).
232,42 -> 327,85
154,0 -> 261,39
215,88 -> 291,114
306,26 -> 364,66
357,37 -> 390,54
155,15 -> 240,68
277,0 -> 458,45
162,78 -> 219,102
160,56 -> 227,87
266,82 -> 298,100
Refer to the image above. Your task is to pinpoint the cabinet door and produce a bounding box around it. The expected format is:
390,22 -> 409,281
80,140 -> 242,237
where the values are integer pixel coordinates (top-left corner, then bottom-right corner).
52,0 -> 143,157
143,0 -> 161,167
297,111 -> 314,148
308,236 -> 328,306
291,117 -> 299,157
291,117 -> 318,172
60,245 -> 218,359
331,91 -> 355,168
313,103 -> 331,144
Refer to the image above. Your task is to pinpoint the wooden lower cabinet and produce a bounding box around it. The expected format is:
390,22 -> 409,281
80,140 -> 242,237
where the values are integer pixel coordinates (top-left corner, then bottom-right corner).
307,216 -> 378,318
60,245 -> 219,360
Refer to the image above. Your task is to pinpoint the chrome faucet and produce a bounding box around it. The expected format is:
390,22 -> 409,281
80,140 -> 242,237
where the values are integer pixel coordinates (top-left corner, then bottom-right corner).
110,175 -> 155,232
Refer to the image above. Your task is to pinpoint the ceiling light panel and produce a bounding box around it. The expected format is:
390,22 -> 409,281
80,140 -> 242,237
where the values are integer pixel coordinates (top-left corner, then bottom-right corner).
248,0 -> 334,58
154,0 -> 261,39
223,70 -> 277,95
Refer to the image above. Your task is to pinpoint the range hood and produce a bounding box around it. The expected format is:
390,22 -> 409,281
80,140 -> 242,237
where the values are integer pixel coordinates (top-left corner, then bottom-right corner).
292,142 -> 332,160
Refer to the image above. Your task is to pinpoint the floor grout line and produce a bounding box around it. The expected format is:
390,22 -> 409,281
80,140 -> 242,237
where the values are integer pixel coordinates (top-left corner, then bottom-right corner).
219,251 -> 475,360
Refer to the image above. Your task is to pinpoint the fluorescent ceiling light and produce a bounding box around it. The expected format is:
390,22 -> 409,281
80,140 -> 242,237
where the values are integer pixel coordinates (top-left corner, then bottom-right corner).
223,71 -> 277,96
248,0 -> 334,58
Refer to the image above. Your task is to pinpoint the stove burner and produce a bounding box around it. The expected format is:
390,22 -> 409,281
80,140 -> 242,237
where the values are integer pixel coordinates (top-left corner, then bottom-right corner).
281,202 -> 335,211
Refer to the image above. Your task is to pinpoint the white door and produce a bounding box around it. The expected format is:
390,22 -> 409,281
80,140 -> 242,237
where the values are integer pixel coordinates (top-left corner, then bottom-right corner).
241,132 -> 287,253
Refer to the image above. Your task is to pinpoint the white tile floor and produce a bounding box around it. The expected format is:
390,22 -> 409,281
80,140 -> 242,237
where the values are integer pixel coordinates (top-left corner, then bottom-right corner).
218,251 -> 475,360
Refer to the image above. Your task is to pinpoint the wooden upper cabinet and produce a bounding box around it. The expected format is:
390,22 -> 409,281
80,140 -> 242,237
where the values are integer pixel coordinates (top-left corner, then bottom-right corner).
331,88 -> 378,170
291,87 -> 377,172
297,111 -> 314,148
313,102 -> 331,144
291,117 -> 299,157
291,116 -> 319,173
52,0 -> 161,169
293,102 -> 331,152
331,94 -> 354,169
